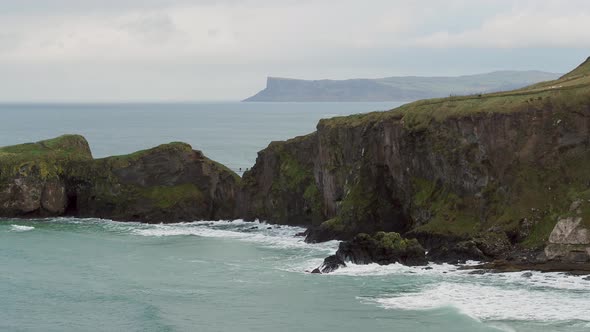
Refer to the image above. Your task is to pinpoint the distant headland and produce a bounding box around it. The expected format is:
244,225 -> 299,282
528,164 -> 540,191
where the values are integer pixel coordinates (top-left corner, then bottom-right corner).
243,71 -> 561,102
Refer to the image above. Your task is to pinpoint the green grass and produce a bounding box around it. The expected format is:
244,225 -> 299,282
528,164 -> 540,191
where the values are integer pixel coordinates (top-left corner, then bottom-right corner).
0,135 -> 92,181
100,142 -> 193,167
317,57 -> 590,132
0,135 -> 91,160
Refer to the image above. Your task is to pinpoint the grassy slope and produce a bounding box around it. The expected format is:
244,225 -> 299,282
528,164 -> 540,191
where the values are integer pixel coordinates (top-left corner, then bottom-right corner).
322,57 -> 590,129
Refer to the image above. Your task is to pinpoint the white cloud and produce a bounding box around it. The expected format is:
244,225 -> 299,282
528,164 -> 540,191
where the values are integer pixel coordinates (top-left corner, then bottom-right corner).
0,1 -> 419,62
0,0 -> 588,101
415,6 -> 590,48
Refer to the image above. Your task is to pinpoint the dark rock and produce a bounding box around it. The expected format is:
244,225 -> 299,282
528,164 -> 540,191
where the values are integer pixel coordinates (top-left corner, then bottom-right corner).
521,272 -> 533,278
422,266 -> 433,270
475,232 -> 512,259
267,227 -> 272,230
74,143 -> 240,223
317,255 -> 346,273
310,268 -> 322,274
334,232 -> 427,267
425,239 -> 487,264
583,276 -> 590,281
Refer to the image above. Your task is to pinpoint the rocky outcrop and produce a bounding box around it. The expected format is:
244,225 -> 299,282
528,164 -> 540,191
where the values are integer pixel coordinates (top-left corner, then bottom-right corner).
240,57 -> 590,265
313,232 -> 426,273
544,200 -> 590,263
0,135 -> 92,216
336,232 -> 427,265
72,143 -> 240,222
0,136 -> 240,222
313,255 -> 346,274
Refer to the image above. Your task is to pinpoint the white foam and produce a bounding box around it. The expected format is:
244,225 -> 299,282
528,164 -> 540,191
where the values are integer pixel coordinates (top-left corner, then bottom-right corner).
329,262 -> 460,276
10,224 -> 35,232
369,281 -> 590,322
131,220 -> 339,254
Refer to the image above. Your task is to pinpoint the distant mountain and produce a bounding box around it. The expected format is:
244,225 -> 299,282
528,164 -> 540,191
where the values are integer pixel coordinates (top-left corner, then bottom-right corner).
243,71 -> 562,102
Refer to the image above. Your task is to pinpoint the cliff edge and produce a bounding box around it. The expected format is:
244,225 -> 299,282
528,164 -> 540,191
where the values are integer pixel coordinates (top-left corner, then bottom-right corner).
239,57 -> 590,268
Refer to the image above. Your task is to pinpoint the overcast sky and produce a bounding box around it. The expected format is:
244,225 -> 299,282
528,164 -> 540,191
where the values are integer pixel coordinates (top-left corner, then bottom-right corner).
0,0 -> 589,102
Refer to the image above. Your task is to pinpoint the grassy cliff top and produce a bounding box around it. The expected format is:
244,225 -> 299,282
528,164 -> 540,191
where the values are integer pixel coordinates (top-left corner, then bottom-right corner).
99,141 -> 240,179
319,57 -> 590,130
0,135 -> 93,162
99,142 -> 194,162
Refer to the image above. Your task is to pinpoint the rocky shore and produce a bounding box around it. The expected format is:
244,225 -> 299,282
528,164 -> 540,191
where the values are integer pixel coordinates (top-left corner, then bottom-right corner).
2,57 -> 590,274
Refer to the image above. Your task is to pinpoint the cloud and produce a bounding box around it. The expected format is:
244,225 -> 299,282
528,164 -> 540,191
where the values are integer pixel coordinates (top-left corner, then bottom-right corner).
415,3 -> 590,48
0,1 -> 420,62
0,0 -> 588,101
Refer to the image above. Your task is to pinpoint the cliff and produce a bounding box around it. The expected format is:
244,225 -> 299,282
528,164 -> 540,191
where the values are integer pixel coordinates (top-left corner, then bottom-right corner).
240,57 -> 590,265
243,71 -> 561,102
0,136 -> 239,222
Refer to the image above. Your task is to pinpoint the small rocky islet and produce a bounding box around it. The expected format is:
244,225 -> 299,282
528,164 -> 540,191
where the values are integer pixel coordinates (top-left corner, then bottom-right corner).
2,57 -> 590,274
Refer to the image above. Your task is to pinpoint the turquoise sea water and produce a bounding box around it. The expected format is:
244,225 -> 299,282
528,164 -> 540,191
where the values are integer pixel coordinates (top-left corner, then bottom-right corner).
1,103 -> 589,332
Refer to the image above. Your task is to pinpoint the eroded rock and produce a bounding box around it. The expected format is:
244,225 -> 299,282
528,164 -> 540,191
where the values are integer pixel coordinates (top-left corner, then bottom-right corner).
544,214 -> 590,263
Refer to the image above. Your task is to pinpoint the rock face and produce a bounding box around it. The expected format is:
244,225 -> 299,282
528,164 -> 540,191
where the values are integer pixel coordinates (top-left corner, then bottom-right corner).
314,232 -> 426,273
237,134 -> 323,226
0,137 -> 240,222
0,135 -> 92,216
72,143 -> 239,222
240,57 -> 590,264
314,255 -> 346,274
336,232 -> 427,266
544,200 -> 590,263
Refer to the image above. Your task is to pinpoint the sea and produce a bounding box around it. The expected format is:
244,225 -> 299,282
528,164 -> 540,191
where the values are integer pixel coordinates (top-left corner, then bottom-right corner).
0,102 -> 588,332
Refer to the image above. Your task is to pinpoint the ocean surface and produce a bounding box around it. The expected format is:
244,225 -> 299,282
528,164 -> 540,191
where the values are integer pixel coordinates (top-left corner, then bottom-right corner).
1,102 -> 589,332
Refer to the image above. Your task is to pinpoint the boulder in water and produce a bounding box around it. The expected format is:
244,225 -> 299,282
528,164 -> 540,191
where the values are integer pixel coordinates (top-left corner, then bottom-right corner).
336,232 -> 427,266
316,255 -> 346,273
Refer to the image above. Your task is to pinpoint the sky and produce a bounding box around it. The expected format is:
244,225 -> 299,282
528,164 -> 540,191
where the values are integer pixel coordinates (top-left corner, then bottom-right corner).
0,0 -> 589,102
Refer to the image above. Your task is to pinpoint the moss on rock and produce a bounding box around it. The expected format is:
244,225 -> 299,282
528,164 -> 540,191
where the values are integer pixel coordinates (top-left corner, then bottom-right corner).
0,136 -> 240,222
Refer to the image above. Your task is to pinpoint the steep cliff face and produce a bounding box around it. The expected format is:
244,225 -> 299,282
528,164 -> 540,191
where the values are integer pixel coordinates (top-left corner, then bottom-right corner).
240,58 -> 590,263
0,135 -> 93,217
73,143 -> 239,222
0,137 -> 240,222
237,133 -> 324,225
